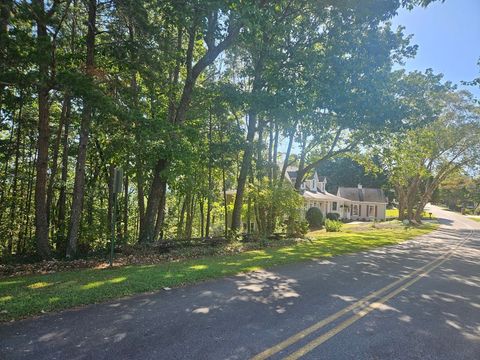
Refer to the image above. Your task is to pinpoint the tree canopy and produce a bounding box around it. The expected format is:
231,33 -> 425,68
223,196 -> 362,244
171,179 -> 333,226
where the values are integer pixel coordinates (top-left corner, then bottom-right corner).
0,0 -> 478,260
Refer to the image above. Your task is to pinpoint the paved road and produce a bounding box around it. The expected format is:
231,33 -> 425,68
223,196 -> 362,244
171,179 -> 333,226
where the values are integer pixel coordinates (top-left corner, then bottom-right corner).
1,206 -> 479,360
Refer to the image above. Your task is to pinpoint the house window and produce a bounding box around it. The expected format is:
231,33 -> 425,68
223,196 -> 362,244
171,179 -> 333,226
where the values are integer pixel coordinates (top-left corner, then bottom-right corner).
352,205 -> 358,215
368,205 -> 375,217
332,202 -> 337,211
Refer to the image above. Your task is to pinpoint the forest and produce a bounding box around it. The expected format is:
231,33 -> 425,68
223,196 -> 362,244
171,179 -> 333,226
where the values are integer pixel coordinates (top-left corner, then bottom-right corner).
1,0 -> 479,261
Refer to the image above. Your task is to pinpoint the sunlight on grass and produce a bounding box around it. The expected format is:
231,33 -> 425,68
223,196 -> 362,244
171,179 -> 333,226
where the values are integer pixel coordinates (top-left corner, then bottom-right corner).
189,265 -> 208,270
81,276 -> 127,290
0,280 -> 24,288
27,281 -> 53,289
0,224 -> 438,321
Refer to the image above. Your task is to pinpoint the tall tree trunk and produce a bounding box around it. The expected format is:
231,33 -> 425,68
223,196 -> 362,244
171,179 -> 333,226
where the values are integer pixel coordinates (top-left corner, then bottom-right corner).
185,194 -> 195,239
136,159 -> 145,235
56,99 -> 71,253
46,97 -> 69,229
280,124 -> 296,187
231,112 -> 257,231
7,101 -> 23,254
295,132 -> 307,189
140,159 -> 167,242
34,0 -> 52,259
206,108 -> 213,237
268,120 -> 274,184
396,186 -> 406,221
123,174 -> 129,241
66,0 -> 96,257
22,134 -> 36,254
154,180 -> 167,241
0,0 -> 12,108
256,117 -> 264,180
199,198 -> 205,239
177,193 -> 188,239
272,123 -> 279,182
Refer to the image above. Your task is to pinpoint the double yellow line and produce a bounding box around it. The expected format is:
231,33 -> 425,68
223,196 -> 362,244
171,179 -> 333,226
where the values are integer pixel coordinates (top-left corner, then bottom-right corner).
252,229 -> 474,360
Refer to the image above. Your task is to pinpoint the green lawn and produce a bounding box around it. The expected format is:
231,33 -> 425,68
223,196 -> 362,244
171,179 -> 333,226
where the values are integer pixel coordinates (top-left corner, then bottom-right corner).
0,224 -> 437,322
386,208 -> 435,219
467,217 -> 480,223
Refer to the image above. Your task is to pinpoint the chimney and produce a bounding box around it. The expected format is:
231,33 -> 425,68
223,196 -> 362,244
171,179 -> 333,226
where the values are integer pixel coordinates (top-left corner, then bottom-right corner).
358,184 -> 362,189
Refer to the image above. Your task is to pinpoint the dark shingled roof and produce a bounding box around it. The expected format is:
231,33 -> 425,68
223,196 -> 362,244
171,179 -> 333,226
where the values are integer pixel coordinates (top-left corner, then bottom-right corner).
287,170 -> 297,179
337,187 -> 387,203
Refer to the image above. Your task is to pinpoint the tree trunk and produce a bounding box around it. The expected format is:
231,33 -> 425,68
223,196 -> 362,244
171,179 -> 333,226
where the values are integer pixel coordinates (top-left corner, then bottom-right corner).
272,123 -> 279,182
256,117 -> 264,180
295,132 -> 307,190
19,134 -> 36,254
46,97 -> 69,229
140,158 -> 167,242
56,99 -> 71,253
280,124 -> 296,187
199,198 -> 205,239
66,0 -> 96,257
177,194 -> 188,239
185,194 -> 195,239
33,0 -> 52,259
154,180 -> 167,241
7,102 -> 23,254
123,174 -> 129,241
231,112 -> 257,231
205,108 -> 213,237
0,0 -> 12,108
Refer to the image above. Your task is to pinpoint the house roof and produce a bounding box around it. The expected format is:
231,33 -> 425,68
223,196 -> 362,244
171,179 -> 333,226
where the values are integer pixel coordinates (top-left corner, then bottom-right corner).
337,187 -> 387,203
287,170 -> 297,180
303,190 -> 350,202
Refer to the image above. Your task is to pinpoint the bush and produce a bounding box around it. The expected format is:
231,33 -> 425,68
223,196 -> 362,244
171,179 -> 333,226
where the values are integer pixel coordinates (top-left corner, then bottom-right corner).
306,207 -> 323,229
287,219 -> 310,238
326,212 -> 340,221
325,219 -> 343,232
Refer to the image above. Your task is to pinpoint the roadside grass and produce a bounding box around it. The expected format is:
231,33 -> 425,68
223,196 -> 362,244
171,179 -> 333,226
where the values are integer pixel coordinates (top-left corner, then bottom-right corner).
0,224 -> 437,322
467,217 -> 480,223
386,208 -> 435,220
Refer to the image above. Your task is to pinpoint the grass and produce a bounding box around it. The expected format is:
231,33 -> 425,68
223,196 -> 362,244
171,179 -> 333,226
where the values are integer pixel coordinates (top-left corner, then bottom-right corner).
467,216 -> 480,223
0,224 -> 438,322
386,208 -> 435,219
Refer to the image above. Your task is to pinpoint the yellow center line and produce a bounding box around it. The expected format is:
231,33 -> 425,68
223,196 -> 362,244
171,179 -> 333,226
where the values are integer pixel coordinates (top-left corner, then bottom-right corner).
251,229 -> 473,360
283,245 -> 460,360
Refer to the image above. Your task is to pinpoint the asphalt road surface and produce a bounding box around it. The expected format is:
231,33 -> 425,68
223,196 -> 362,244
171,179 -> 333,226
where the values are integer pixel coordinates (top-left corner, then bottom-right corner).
1,205 -> 479,360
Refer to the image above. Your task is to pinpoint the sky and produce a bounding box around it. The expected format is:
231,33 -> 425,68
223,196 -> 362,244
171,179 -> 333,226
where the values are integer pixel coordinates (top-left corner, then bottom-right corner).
391,0 -> 480,98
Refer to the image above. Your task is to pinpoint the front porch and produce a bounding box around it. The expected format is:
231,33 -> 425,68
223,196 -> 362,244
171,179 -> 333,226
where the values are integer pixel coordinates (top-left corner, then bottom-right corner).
303,191 -> 352,220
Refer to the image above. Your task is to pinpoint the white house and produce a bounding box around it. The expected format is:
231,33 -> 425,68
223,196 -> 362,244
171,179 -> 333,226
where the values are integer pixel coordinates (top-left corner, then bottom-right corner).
226,168 -> 388,231
286,168 -> 387,221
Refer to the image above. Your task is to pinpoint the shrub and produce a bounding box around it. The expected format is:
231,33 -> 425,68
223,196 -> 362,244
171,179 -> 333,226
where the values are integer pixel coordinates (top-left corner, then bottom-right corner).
287,219 -> 310,238
306,207 -> 323,229
326,212 -> 340,221
325,219 -> 343,232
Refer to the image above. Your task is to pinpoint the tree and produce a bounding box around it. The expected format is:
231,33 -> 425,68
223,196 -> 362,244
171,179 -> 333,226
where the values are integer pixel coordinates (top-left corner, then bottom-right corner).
380,90 -> 480,222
